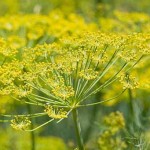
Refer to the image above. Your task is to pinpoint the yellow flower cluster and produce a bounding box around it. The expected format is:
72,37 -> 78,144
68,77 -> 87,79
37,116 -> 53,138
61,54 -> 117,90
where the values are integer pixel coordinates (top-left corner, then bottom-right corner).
98,111 -> 126,150
0,7 -> 149,145
0,38 -> 17,57
0,61 -> 21,94
79,69 -> 98,80
103,111 -> 125,133
0,59 -> 34,98
11,116 -> 31,131
0,31 -> 149,107
44,105 -> 67,119
119,73 -> 139,90
52,85 -> 75,100
0,11 -> 97,44
99,11 -> 150,33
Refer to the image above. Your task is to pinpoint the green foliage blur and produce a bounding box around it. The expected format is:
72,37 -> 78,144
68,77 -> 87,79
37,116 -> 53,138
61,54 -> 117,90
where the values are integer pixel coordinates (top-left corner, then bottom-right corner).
0,0 -> 150,17
0,127 -> 67,150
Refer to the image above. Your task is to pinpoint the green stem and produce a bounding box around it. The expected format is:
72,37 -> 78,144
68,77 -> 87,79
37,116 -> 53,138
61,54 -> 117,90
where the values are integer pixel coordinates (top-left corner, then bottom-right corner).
128,88 -> 134,119
72,109 -> 84,150
27,105 -> 36,150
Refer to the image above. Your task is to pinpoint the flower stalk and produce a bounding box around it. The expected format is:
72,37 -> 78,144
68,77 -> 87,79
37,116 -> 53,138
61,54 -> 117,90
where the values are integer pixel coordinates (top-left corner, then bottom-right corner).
72,108 -> 84,150
128,88 -> 135,120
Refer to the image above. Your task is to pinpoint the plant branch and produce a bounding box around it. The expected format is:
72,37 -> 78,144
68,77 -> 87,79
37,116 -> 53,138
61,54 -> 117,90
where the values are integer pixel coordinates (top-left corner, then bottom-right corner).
72,108 -> 84,150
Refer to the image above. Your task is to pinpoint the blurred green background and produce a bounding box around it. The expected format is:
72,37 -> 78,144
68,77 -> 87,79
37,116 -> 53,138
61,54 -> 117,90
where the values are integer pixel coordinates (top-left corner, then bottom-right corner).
0,0 -> 150,16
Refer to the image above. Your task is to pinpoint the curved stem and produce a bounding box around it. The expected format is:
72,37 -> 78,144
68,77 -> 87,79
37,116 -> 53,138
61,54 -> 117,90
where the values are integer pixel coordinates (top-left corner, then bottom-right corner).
72,109 -> 84,150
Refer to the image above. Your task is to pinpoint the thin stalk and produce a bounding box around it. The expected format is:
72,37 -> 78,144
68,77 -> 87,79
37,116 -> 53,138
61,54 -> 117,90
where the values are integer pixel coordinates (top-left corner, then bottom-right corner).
1,113 -> 46,118
72,109 -> 84,150
26,119 -> 54,131
27,105 -> 36,150
80,62 -> 128,102
82,56 -> 119,96
78,89 -> 126,107
128,88 -> 134,120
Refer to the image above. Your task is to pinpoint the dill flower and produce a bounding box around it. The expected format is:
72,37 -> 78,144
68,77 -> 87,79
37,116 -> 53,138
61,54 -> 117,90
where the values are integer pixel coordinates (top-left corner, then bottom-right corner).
44,105 -> 67,119
1,32 -> 147,108
99,10 -> 150,33
0,38 -> 17,57
119,73 -> 139,90
52,85 -> 75,100
98,111 -> 126,150
0,11 -> 97,46
104,111 -> 125,133
0,31 -> 148,150
11,116 -> 31,131
79,69 -> 98,80
0,8 -> 149,150
14,85 -> 33,98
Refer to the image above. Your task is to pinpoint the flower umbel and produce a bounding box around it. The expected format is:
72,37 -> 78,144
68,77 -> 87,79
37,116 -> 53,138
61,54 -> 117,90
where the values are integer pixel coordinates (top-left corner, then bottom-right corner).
119,73 -> 139,89
44,105 -> 68,119
10,116 -> 31,131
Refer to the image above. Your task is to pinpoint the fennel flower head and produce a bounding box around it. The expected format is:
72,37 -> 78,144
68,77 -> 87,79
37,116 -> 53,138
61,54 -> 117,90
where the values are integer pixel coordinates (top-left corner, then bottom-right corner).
0,31 -> 149,130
